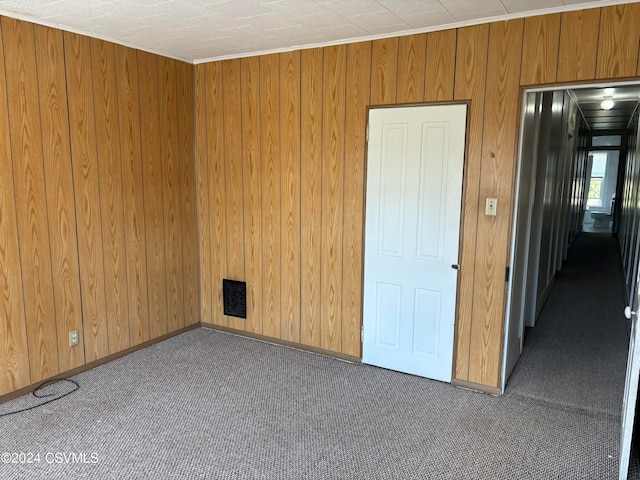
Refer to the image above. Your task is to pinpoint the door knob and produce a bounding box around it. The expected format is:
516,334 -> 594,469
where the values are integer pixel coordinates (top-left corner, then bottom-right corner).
451,264 -> 459,270
625,306 -> 636,319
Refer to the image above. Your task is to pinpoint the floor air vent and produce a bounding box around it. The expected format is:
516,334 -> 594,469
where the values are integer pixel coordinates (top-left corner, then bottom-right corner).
223,279 -> 247,319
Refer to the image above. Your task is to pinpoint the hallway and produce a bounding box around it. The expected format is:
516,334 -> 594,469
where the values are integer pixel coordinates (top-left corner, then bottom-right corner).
506,232 -> 628,414
505,231 -> 630,475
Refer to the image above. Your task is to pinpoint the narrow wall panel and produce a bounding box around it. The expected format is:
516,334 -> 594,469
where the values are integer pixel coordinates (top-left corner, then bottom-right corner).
177,62 -> 198,326
424,30 -> 457,102
397,35 -> 425,104
138,50 -> 168,339
557,9 -> 600,82
596,4 -> 640,79
260,54 -> 281,339
0,25 -> 30,394
64,31 -> 109,362
453,24 -> 490,381
300,48 -> 323,348
206,62 -> 228,326
4,18 -> 59,382
342,41 -> 371,357
195,64 -> 212,326
469,19 -> 524,388
34,24 -> 84,372
371,38 -> 397,105
115,44 -> 150,346
320,45 -> 346,352
158,56 -> 184,332
521,14 -> 561,85
222,59 -> 245,326
91,38 -> 130,354
280,51 -> 301,343
241,56 -> 262,334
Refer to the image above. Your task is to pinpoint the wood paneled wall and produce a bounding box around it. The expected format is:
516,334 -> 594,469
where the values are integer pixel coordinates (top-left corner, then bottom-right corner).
196,4 -> 640,389
0,17 -> 197,396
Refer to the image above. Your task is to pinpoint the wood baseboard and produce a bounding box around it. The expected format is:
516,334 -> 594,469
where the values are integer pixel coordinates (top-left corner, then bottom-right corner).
0,323 -> 199,404
201,323 -> 361,364
452,378 -> 501,396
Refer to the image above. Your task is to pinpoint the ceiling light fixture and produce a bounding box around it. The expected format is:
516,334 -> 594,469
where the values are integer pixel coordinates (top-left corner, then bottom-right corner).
601,96 -> 614,110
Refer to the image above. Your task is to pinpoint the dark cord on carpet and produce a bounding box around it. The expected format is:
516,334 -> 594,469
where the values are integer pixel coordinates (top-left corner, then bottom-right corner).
0,379 -> 79,418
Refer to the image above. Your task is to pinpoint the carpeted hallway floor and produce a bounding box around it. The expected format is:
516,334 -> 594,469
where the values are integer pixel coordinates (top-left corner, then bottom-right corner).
0,232 -> 629,479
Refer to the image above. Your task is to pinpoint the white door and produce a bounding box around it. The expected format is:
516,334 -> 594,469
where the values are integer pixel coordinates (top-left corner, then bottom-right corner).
619,258 -> 640,479
362,104 -> 466,382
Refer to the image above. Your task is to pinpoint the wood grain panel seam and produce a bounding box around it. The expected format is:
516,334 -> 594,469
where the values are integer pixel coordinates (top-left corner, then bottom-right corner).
593,8 -> 604,78
393,38 -> 399,103
59,30 -> 89,364
0,29 -> 33,382
465,23 -> 493,381
88,37 -> 112,353
30,23 -> 62,373
110,42 -> 134,346
113,44 -> 132,347
197,65 -> 212,322
134,50 -> 156,339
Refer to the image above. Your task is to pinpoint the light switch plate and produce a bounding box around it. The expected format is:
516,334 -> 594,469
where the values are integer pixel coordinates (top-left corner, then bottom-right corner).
486,198 -> 497,216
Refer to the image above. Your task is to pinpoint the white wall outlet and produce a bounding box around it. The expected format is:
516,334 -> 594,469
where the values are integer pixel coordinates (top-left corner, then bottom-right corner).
69,329 -> 79,347
485,198 -> 498,216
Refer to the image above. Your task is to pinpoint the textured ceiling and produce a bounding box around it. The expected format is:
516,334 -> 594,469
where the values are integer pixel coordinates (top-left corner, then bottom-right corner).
0,0 -> 635,63
571,85 -> 640,130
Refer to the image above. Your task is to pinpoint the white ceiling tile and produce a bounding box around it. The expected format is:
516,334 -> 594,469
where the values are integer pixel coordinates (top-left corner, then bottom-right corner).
377,0 -> 444,16
501,0 -> 564,13
453,7 -> 508,22
439,0 -> 506,17
294,10 -> 351,29
399,9 -> 457,28
322,0 -> 386,17
0,0 -> 632,62
267,0 -> 328,17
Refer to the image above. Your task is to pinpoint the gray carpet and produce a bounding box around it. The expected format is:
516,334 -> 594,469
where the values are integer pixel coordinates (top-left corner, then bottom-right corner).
505,232 -> 629,417
0,233 -> 627,479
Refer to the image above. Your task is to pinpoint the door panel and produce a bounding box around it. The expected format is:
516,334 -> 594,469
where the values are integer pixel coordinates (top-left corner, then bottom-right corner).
362,104 -> 466,382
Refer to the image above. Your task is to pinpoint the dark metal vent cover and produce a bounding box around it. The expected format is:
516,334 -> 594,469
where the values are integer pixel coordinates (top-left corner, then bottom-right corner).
223,279 -> 246,319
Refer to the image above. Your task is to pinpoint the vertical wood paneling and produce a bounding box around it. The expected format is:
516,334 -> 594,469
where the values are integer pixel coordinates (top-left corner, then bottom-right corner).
195,64 -> 212,326
64,31 -> 109,362
115,44 -> 150,346
342,41 -> 371,358
0,23 -> 30,394
0,21 -> 196,397
453,24 -> 490,381
469,19 -> 524,387
158,56 -> 184,332
424,30 -> 457,102
241,56 -> 262,334
521,14 -> 561,85
4,18 -> 59,382
177,62 -> 198,326
596,4 -> 640,79
222,60 -> 245,327
320,44 -> 346,352
260,54 -> 281,339
370,38 -> 397,105
556,9 -> 600,82
206,62 -> 228,326
397,35 -> 426,103
91,38 -> 130,354
138,50 -> 168,339
300,48 -> 323,348
33,24 -> 84,372
280,51 -> 301,343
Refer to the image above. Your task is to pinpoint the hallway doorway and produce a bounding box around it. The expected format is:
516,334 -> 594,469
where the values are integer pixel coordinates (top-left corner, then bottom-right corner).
504,80 -> 640,480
